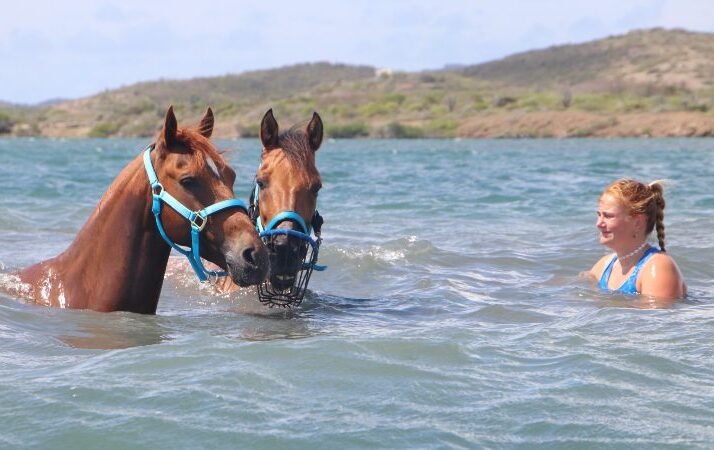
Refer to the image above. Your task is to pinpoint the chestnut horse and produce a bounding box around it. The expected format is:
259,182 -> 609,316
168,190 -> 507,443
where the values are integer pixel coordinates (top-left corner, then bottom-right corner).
216,109 -> 325,307
17,106 -> 268,313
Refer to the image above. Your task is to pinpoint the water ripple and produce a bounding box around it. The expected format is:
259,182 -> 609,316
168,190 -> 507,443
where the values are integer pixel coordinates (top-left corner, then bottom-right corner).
1,138 -> 713,447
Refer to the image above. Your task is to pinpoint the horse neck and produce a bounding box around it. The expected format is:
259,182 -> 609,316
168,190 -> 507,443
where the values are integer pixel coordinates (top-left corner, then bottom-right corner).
59,154 -> 170,312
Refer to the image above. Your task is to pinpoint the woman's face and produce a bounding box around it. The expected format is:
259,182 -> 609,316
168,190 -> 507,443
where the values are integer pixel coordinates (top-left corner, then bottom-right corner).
596,194 -> 641,249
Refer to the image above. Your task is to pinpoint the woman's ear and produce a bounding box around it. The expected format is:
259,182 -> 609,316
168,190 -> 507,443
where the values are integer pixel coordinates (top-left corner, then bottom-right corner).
633,213 -> 647,232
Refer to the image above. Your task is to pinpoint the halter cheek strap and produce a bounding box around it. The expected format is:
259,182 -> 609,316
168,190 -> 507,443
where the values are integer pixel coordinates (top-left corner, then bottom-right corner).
143,146 -> 249,282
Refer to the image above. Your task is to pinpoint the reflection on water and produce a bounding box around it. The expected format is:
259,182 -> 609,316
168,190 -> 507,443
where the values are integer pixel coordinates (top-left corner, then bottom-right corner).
0,267 -> 328,347
57,314 -> 168,349
236,318 -> 315,342
0,293 -> 168,349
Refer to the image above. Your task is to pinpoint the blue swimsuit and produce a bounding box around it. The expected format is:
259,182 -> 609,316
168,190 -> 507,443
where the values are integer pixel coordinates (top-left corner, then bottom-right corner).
598,247 -> 660,295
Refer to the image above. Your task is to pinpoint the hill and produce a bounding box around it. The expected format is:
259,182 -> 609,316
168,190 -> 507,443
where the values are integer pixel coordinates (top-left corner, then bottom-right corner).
2,28 -> 714,138
458,28 -> 714,93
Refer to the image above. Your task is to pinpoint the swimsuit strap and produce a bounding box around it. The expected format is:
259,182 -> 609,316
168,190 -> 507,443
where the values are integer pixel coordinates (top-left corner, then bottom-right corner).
623,247 -> 659,292
599,247 -> 660,294
598,254 -> 618,291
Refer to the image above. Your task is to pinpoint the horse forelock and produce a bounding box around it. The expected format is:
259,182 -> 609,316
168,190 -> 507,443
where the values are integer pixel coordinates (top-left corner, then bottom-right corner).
275,125 -> 314,166
161,127 -> 228,174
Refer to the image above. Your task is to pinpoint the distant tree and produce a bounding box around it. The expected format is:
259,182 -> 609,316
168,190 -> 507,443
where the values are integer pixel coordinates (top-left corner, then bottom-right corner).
561,89 -> 572,109
385,122 -> 424,138
0,112 -> 14,134
236,123 -> 259,138
326,123 -> 369,138
446,97 -> 457,112
494,96 -> 516,108
88,122 -> 121,138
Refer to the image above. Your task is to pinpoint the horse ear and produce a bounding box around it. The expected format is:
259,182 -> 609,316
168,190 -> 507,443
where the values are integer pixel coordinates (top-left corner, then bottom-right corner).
260,109 -> 279,149
197,107 -> 214,138
306,112 -> 323,152
162,105 -> 178,146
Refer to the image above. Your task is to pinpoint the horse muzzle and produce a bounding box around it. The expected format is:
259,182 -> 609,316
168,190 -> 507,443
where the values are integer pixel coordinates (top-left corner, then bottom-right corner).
257,228 -> 321,308
225,241 -> 269,287
269,234 -> 307,287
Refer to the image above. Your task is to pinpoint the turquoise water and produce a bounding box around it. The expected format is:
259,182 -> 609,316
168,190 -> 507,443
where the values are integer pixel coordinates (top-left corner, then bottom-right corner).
0,137 -> 713,448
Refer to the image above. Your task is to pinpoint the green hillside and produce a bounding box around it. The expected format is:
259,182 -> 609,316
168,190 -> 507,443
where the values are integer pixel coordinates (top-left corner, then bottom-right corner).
2,28 -> 714,139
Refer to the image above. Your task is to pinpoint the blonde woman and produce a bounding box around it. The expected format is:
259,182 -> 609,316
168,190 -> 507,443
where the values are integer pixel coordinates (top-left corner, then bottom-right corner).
588,179 -> 686,300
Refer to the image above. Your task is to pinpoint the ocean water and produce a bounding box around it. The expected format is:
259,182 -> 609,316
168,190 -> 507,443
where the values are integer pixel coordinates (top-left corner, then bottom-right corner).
0,137 -> 712,449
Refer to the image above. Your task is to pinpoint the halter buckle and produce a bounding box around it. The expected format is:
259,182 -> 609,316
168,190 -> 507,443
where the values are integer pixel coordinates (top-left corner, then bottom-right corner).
191,214 -> 207,231
152,184 -> 164,196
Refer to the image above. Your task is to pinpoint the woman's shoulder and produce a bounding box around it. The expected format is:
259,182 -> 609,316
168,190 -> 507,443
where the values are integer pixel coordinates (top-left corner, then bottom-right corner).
639,250 -> 686,298
647,247 -> 676,267
644,250 -> 679,269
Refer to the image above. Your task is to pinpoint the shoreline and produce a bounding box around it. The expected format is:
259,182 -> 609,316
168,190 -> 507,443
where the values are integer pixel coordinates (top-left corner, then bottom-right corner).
5,111 -> 714,139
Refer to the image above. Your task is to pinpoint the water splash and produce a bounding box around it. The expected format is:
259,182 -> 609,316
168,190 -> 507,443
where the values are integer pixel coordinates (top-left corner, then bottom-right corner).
0,272 -> 32,300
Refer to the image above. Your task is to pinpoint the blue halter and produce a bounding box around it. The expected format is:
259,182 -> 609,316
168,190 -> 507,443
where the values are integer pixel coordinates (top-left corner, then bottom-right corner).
143,145 -> 250,282
251,183 -> 326,272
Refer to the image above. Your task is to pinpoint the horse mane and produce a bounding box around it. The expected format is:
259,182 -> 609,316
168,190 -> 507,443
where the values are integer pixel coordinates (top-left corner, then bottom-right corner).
277,124 -> 312,165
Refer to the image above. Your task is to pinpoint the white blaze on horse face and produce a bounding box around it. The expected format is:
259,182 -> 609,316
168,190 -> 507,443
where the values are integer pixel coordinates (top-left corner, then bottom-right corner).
206,156 -> 221,181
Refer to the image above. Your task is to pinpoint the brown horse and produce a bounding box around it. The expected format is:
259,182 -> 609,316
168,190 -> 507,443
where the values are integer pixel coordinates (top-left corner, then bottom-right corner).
216,109 -> 324,306
17,106 -> 268,313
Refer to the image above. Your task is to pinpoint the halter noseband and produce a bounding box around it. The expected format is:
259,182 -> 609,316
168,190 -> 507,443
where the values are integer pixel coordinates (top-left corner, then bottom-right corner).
250,183 -> 326,307
143,145 -> 249,282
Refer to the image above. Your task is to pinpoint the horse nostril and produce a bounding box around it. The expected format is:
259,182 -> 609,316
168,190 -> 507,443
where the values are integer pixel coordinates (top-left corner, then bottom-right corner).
242,246 -> 257,266
228,243 -> 268,286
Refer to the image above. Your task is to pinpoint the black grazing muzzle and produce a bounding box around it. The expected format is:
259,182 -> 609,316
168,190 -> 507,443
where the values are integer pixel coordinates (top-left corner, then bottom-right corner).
249,184 -> 325,308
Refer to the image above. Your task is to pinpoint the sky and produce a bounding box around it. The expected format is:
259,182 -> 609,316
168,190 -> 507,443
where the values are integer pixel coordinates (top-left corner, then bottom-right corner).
1,0 -> 713,104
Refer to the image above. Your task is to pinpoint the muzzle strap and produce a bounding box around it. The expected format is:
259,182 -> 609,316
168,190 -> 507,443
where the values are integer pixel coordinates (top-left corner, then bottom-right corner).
259,211 -> 325,271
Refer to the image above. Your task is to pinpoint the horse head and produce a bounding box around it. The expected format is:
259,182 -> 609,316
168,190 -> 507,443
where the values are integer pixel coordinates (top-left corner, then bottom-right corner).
152,106 -> 269,286
253,109 -> 323,298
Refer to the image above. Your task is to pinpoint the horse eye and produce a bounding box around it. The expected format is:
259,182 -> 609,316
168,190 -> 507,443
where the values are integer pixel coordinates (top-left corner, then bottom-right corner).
311,184 -> 322,195
180,177 -> 197,188
256,179 -> 266,189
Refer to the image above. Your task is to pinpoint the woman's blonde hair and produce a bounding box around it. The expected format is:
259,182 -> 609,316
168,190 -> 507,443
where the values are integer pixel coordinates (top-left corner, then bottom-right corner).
602,178 -> 667,251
